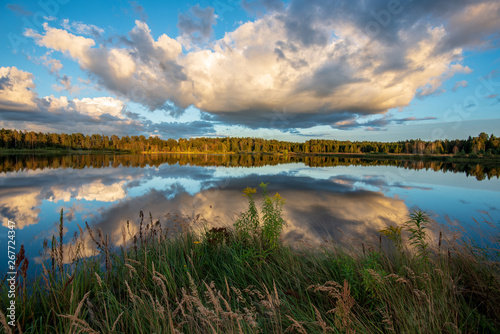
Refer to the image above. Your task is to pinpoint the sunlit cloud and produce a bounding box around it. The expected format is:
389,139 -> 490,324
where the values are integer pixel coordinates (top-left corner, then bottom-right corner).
22,0 -> 500,130
0,188 -> 41,229
76,181 -> 127,202
0,66 -> 37,111
0,66 -> 144,135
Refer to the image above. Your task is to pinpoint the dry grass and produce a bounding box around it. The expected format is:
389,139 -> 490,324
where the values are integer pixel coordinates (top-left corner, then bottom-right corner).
0,208 -> 499,333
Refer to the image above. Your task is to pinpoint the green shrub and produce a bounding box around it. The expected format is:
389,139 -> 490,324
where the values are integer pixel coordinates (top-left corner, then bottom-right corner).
234,183 -> 286,251
405,210 -> 430,266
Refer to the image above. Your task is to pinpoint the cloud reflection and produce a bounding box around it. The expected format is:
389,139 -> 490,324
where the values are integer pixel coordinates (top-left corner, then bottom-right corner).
85,173 -> 410,249
4,156 -> 497,269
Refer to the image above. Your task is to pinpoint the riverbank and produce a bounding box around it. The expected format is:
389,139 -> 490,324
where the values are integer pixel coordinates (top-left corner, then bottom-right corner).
1,192 -> 499,333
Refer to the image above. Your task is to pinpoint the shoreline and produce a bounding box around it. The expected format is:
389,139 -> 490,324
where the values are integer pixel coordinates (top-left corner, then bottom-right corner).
2,148 -> 500,163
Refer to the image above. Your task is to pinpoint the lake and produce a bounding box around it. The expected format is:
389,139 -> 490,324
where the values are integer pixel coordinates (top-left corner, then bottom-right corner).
1,153 -> 499,275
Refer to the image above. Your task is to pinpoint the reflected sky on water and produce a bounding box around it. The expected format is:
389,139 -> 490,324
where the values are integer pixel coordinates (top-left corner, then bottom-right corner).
0,154 -> 499,275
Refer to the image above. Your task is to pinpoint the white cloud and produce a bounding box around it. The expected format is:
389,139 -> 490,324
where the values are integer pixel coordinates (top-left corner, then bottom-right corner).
0,66 -> 38,111
76,181 -> 127,202
25,23 -> 96,63
0,66 -> 125,118
22,1 -> 500,129
0,66 -> 139,135
0,187 -> 41,229
41,95 -> 125,118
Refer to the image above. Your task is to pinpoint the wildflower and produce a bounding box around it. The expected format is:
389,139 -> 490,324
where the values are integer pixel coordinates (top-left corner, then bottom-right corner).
273,192 -> 285,203
193,241 -> 201,244
259,182 -> 269,189
242,187 -> 257,196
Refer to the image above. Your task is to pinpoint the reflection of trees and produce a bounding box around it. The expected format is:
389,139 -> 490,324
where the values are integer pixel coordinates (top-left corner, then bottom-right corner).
0,154 -> 498,181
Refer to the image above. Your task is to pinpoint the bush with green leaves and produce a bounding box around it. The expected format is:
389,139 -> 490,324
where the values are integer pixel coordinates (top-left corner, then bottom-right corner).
405,210 -> 430,266
234,182 -> 286,250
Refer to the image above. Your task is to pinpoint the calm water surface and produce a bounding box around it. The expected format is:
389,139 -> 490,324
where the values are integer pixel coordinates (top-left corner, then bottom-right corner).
1,154 -> 499,275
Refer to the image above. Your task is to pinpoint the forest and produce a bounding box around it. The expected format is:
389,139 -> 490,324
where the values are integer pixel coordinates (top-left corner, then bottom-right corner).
1,128 -> 499,156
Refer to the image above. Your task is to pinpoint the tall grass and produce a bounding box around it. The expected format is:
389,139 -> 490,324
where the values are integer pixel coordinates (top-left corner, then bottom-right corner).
1,187 -> 499,333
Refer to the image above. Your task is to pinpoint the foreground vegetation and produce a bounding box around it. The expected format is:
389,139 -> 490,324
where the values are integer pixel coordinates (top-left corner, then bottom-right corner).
1,128 -> 500,156
1,185 -> 499,333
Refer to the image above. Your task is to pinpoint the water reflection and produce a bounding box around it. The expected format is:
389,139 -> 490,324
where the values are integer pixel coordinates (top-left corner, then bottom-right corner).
1,153 -> 499,180
0,154 -> 498,274
87,174 -> 410,248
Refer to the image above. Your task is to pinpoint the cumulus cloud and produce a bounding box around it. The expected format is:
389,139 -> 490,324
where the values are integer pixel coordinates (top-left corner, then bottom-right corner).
0,67 -> 216,138
0,66 -> 37,111
437,1 -> 500,52
23,1 -> 500,130
0,66 -> 143,135
40,95 -> 127,118
25,23 -> 96,61
25,21 -> 185,110
282,0 -> 498,49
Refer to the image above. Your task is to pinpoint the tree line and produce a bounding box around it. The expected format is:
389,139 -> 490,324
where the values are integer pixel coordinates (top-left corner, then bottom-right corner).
1,128 -> 499,156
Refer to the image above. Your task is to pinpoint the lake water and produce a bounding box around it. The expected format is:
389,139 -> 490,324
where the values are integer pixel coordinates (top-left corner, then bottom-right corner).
1,154 -> 499,275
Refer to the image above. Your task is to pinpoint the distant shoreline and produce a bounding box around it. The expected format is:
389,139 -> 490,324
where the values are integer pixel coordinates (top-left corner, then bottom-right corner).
2,148 -> 500,163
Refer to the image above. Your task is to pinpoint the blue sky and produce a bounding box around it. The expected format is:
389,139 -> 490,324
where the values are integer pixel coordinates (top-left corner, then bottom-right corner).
0,0 -> 499,141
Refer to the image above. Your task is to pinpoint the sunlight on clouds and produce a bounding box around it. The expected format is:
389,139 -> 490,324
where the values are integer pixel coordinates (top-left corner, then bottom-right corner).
130,20 -> 182,61
277,189 -> 410,245
73,97 -> 125,118
24,13 -> 481,123
25,23 -> 95,63
0,66 -> 37,111
109,49 -> 136,79
42,96 -> 125,118
0,67 -> 123,122
444,1 -> 500,50
76,181 -> 127,202
47,180 -> 128,203
17,1 -> 500,130
0,188 -> 41,229
408,27 -> 472,98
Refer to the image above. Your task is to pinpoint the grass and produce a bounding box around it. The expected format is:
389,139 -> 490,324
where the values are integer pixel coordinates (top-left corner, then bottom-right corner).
1,188 -> 500,333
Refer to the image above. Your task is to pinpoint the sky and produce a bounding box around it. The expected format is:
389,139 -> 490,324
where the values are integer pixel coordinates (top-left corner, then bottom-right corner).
0,0 -> 499,142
